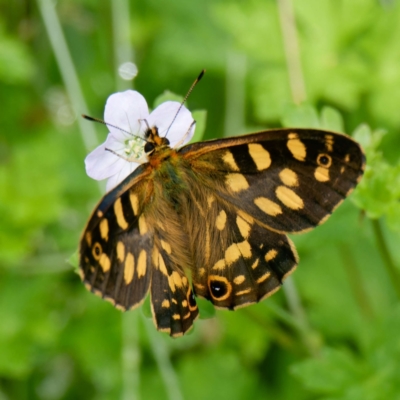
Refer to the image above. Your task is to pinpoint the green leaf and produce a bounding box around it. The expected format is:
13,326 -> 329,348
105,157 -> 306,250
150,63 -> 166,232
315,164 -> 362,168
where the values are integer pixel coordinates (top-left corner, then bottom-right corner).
153,91 -> 184,108
67,250 -> 79,271
352,124 -> 386,152
320,106 -> 344,132
282,104 -> 321,128
291,347 -> 365,394
191,109 -> 207,142
197,297 -> 216,319
141,295 -> 152,319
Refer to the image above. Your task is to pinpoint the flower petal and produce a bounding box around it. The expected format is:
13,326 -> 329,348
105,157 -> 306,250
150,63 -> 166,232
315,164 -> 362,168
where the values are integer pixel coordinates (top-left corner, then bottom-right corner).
147,101 -> 195,148
106,161 -> 139,192
85,134 -> 131,180
104,90 -> 149,141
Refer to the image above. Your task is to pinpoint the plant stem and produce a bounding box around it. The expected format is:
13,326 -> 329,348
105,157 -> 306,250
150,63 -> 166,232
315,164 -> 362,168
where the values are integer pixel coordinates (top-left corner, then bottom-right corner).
121,312 -> 141,400
277,0 -> 307,104
224,52 -> 247,137
339,244 -> 375,319
36,0 -> 99,152
283,276 -> 321,357
111,0 -> 135,91
372,219 -> 400,299
144,320 -> 184,400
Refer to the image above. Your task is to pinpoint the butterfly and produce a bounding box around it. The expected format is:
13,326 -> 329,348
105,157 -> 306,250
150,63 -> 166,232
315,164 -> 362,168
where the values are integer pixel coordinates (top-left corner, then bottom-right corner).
79,106 -> 365,337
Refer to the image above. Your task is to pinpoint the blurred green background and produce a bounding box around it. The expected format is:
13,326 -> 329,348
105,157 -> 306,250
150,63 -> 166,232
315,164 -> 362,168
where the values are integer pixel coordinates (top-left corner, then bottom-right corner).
1,0 -> 400,399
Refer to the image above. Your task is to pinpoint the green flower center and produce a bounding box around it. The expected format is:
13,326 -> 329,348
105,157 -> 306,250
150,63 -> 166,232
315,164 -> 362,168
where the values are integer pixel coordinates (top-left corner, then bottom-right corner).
124,137 -> 145,160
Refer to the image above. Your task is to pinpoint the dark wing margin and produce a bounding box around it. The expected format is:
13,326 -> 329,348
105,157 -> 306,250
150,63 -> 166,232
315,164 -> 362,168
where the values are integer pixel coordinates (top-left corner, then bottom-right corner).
180,128 -> 365,234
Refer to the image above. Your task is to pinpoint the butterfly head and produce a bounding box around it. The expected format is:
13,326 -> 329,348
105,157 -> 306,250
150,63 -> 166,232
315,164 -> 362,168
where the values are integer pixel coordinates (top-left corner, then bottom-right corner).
143,126 -> 171,156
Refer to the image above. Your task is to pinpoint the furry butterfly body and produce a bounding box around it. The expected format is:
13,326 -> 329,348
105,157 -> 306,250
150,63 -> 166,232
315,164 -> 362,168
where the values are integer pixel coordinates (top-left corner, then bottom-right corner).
79,126 -> 365,337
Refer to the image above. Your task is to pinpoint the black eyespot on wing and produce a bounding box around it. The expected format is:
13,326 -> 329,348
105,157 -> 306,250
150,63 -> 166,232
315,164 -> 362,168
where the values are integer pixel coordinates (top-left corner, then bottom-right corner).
188,287 -> 197,309
210,281 -> 226,298
318,154 -> 330,166
208,276 -> 232,301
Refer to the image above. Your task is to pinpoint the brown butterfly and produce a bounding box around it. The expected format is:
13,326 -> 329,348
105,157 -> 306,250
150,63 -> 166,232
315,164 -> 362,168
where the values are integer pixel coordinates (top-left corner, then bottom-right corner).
79,108 -> 365,337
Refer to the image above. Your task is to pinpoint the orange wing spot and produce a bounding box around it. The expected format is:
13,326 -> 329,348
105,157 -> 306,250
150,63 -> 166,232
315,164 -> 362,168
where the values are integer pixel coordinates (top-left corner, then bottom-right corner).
248,143 -> 271,170
236,215 -> 251,239
254,197 -> 283,216
162,299 -> 170,308
234,275 -> 246,285
314,166 -> 330,182
124,253 -> 135,284
161,240 -> 172,254
129,192 -> 139,215
99,253 -> 111,272
114,198 -> 129,230
138,215 -> 148,235
279,168 -> 299,187
265,249 -> 278,262
85,231 -> 92,246
99,218 -> 109,242
235,288 -> 252,296
222,150 -> 240,171
116,241 -> 125,263
287,133 -> 306,161
215,209 -> 227,230
225,173 -> 249,192
257,272 -> 271,283
276,186 -> 304,210
171,271 -> 183,288
137,250 -> 147,278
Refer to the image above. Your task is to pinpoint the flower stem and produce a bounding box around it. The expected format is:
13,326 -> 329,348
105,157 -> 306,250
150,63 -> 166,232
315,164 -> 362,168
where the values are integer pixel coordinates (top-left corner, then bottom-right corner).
372,218 -> 400,300
111,0 -> 135,91
224,52 -> 247,137
282,276 -> 321,357
36,0 -> 99,152
277,0 -> 307,104
121,312 -> 141,400
339,244 -> 375,319
144,320 -> 184,400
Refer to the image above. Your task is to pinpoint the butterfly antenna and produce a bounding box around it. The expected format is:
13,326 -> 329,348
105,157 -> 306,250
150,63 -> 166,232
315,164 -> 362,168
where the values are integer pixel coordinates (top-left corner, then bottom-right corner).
82,114 -> 148,143
164,69 -> 205,138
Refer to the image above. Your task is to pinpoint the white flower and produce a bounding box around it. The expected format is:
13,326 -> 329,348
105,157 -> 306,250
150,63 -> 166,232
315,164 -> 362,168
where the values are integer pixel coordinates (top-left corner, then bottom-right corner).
85,90 -> 195,192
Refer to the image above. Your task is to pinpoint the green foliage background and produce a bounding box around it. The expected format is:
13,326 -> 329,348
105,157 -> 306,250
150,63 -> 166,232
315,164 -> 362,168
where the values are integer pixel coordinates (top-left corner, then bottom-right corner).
1,0 -> 400,399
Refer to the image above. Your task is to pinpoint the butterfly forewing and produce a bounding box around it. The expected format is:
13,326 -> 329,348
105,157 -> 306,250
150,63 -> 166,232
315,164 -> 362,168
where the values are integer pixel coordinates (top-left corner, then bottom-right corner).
79,180 -> 153,310
181,128 -> 365,233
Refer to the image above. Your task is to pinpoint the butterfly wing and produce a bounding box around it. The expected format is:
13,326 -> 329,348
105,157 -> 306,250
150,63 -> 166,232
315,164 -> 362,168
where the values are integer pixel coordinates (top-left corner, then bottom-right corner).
180,128 -> 365,233
79,165 -> 198,337
177,181 -> 299,308
177,128 -> 364,307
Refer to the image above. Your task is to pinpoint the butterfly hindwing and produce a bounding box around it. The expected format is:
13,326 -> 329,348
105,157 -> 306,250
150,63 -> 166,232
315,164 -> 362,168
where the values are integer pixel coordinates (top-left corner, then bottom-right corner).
181,128 -> 365,233
180,183 -> 299,309
150,237 -> 199,336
